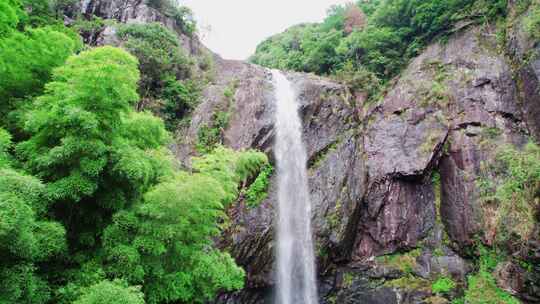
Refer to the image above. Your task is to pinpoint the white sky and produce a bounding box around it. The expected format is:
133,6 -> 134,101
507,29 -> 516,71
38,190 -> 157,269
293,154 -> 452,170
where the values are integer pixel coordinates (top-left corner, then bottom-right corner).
180,0 -> 352,60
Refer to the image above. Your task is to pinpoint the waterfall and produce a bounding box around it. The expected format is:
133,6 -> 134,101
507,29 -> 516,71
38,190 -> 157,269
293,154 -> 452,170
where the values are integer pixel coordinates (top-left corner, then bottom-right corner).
272,70 -> 318,304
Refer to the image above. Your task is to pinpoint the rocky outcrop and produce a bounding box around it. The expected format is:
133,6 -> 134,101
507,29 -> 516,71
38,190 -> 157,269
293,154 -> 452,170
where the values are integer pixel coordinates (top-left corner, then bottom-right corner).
507,0 -> 540,141
179,57 -> 365,293
66,0 -> 207,56
203,17 -> 538,304
373,24 -> 529,251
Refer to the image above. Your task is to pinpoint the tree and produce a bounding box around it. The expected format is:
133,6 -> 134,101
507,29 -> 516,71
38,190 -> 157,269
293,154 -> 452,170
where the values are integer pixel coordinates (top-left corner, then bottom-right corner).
0,27 -> 81,101
103,147 -> 268,303
17,46 -> 141,201
0,160 -> 67,304
0,24 -> 82,137
74,280 -> 145,304
16,47 -> 173,255
116,23 -> 199,128
117,23 -> 191,100
0,0 -> 21,37
0,128 -> 12,167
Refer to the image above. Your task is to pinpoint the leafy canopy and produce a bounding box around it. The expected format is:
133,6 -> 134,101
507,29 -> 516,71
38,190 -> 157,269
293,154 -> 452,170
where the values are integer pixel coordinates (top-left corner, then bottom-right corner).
251,0 -> 507,82
73,280 -> 145,304
103,147 -> 268,303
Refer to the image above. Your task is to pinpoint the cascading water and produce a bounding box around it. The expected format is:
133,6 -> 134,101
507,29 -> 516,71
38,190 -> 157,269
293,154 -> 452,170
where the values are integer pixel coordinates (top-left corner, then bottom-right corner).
272,70 -> 318,304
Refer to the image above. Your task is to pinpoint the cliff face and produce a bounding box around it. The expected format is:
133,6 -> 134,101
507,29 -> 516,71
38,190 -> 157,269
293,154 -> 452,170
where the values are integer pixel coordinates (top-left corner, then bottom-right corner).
190,9 -> 539,304
66,0 -> 207,56
69,1 -> 539,303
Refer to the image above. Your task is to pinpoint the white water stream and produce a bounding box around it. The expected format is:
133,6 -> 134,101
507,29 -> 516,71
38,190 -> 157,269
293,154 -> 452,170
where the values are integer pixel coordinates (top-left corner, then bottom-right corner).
272,70 -> 318,304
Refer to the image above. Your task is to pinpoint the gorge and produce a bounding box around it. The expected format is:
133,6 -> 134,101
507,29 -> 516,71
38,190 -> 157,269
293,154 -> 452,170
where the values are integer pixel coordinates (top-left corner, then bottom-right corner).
0,0 -> 539,304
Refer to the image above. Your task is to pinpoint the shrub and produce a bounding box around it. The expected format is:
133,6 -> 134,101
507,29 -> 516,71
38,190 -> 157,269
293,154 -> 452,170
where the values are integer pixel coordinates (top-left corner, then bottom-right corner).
0,128 -> 12,167
432,276 -> 456,294
117,23 -> 191,97
245,164 -> 273,208
0,167 -> 67,304
196,86 -> 235,153
376,248 -> 421,274
103,147 -> 267,303
464,270 -> 519,304
145,0 -> 196,35
463,245 -> 519,304
74,280 -> 144,304
333,61 -> 382,100
478,141 -> 540,244
161,77 -> 201,130
524,3 -> 540,41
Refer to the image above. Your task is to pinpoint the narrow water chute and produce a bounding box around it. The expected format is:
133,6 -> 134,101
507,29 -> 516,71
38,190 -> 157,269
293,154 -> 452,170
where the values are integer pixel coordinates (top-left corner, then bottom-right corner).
272,70 -> 318,304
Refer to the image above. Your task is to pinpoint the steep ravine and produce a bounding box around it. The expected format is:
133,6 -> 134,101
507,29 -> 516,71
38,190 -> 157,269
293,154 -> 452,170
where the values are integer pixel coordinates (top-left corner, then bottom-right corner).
68,1 -> 539,303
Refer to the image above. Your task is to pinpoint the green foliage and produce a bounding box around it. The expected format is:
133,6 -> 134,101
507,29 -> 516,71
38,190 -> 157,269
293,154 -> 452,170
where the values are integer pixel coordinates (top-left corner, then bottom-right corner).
192,146 -> 268,197
17,46 -> 140,201
196,86 -> 236,153
122,112 -> 171,150
145,0 -> 196,35
0,169 -> 65,259
54,261 -> 107,304
478,141 -> 540,243
465,270 -> 519,304
170,5 -> 197,35
376,248 -> 421,274
74,280 -> 145,304
250,23 -> 343,74
161,77 -> 201,130
0,0 -> 21,37
0,26 -> 81,125
0,263 -> 51,304
251,0 -> 507,82
14,46 -> 178,266
342,272 -> 354,288
524,3 -> 540,41
0,5 -> 249,304
432,276 -> 456,294
337,25 -> 405,77
0,167 -> 67,304
333,61 -> 382,100
117,23 -> 200,128
245,164 -> 273,208
384,274 -> 431,291
72,15 -> 106,34
462,245 -> 518,304
196,123 -> 222,154
117,23 -> 191,96
103,147 -> 267,303
0,128 -> 12,167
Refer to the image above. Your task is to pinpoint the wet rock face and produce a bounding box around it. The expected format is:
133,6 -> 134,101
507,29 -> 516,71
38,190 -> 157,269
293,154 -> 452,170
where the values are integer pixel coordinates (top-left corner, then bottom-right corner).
200,23 -> 537,303
507,3 -> 540,141
352,178 -> 436,259
184,58 -> 364,294
369,25 -> 531,252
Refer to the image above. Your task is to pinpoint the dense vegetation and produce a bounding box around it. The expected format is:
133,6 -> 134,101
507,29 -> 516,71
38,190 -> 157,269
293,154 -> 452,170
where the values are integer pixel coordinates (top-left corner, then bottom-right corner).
0,1 -> 269,303
116,22 -> 201,130
251,0 -> 507,100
